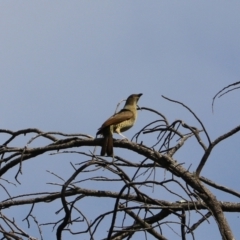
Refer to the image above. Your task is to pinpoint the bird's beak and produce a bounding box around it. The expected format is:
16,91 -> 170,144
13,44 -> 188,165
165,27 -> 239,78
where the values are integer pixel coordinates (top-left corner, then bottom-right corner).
137,94 -> 142,110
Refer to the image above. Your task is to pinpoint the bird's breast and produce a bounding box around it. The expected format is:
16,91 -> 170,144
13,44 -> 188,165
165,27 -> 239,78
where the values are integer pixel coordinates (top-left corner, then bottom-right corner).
113,117 -> 136,133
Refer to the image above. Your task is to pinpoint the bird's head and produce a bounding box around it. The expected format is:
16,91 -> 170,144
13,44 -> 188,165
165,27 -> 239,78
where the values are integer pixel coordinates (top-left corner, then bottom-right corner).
124,93 -> 143,108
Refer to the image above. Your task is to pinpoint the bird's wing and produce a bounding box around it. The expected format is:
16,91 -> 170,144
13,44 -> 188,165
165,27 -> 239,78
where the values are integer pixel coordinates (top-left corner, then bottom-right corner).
99,109 -> 133,130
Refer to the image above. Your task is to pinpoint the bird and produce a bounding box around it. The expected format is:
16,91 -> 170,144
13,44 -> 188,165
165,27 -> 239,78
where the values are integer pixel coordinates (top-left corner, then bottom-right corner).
97,93 -> 143,156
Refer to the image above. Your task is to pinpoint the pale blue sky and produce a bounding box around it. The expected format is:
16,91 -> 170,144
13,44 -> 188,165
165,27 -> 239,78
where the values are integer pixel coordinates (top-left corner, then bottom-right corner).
0,1 -> 240,239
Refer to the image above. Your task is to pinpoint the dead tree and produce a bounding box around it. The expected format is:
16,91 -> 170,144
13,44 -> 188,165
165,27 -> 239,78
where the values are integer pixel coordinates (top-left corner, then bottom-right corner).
0,96 -> 239,240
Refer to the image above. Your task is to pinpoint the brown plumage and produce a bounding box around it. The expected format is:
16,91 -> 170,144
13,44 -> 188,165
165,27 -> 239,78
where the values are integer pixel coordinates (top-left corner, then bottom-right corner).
97,93 -> 142,156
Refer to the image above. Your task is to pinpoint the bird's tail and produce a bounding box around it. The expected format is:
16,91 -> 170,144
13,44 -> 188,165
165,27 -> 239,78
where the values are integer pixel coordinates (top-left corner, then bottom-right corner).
101,134 -> 113,156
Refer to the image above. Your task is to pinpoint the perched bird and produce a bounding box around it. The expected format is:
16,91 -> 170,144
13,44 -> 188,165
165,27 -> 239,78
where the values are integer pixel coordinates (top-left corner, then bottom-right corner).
97,93 -> 142,156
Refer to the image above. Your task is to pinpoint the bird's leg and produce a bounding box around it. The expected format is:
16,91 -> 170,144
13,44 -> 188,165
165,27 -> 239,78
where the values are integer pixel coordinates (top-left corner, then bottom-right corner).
115,129 -> 128,140
119,132 -> 128,139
